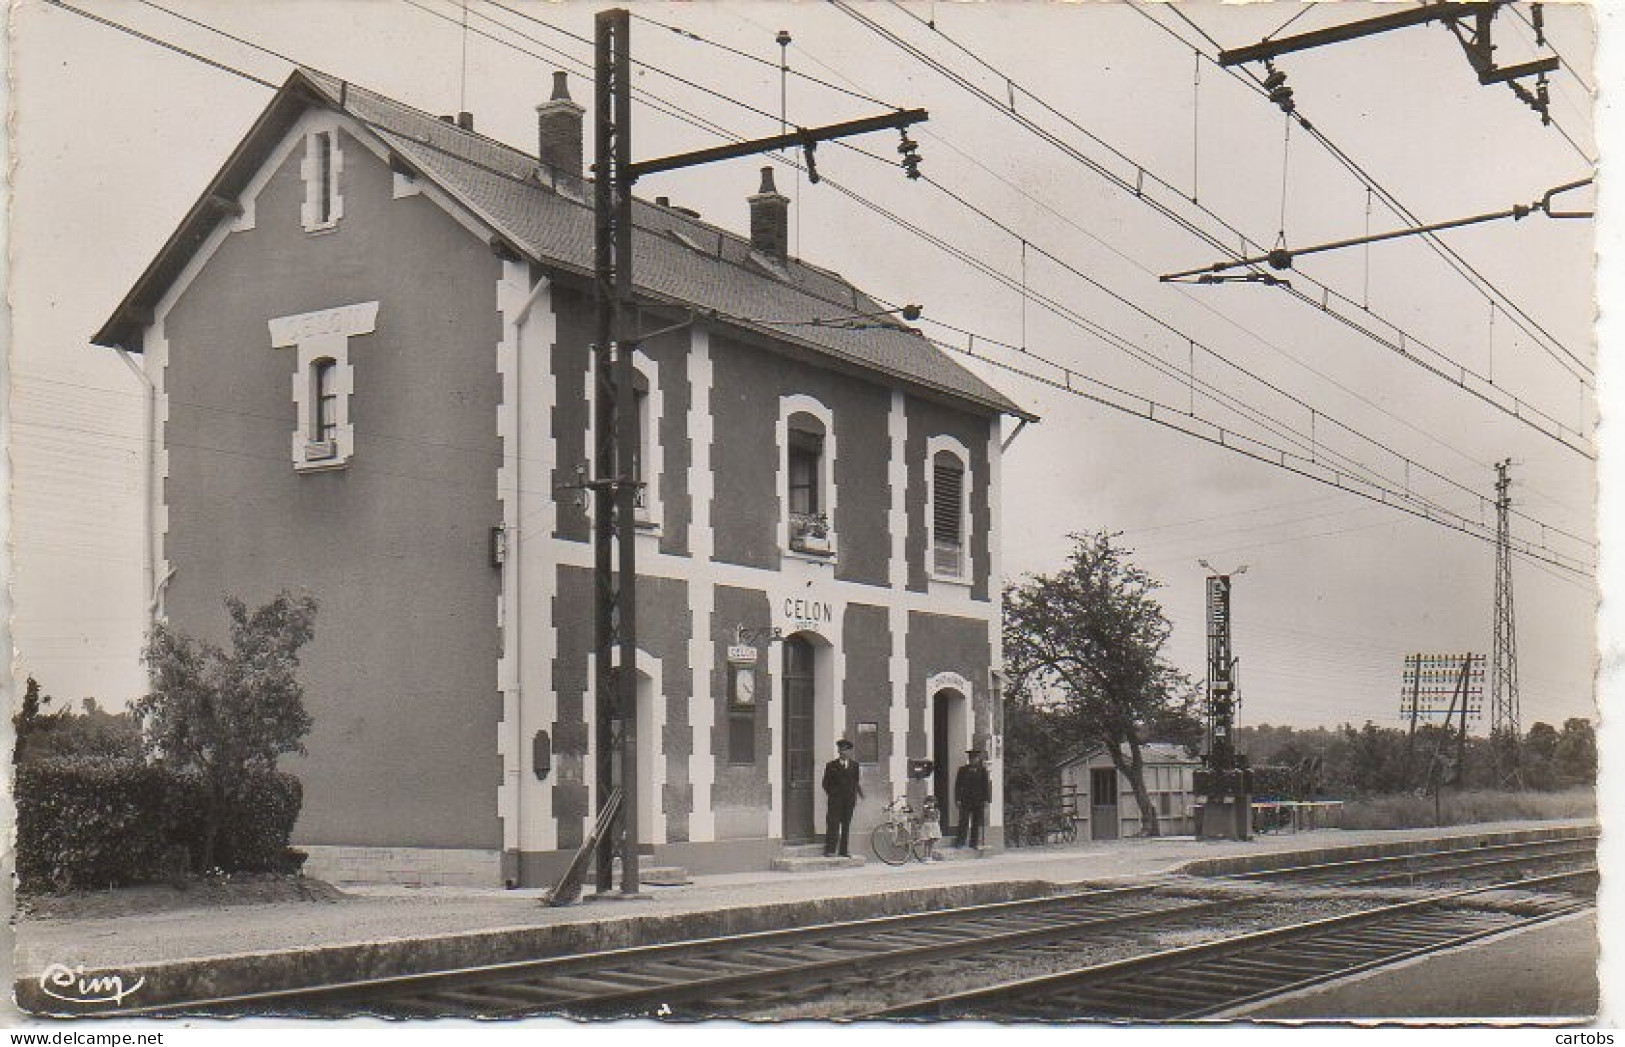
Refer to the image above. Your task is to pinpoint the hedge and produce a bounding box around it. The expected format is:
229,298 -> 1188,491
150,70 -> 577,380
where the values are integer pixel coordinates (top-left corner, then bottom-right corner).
15,758 -> 303,893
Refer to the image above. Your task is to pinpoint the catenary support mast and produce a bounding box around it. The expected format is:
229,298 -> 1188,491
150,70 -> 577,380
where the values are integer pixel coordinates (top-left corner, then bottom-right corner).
584,8 -> 927,899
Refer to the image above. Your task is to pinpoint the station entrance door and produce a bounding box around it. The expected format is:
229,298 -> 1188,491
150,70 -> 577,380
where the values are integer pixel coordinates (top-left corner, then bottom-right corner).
782,637 -> 818,842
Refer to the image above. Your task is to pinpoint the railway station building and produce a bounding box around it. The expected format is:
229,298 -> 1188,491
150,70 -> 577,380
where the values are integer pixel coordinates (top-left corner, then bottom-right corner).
91,69 -> 1033,886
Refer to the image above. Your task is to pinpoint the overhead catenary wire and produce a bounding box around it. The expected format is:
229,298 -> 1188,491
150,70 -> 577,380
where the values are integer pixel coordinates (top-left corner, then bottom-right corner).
1142,2 -> 1594,383
41,0 -> 1595,571
723,2 -> 1539,493
840,1 -> 1593,457
911,0 -> 1594,403
898,324 -> 1592,579
627,9 -> 901,112
900,309 -> 1593,559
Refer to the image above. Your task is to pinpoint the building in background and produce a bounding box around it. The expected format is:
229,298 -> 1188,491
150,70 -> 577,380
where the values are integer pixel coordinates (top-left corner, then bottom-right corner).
90,69 -> 1032,885
1057,743 -> 1201,840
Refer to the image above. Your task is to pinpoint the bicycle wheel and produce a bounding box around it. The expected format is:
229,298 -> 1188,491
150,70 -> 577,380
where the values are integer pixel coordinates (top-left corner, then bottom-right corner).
871,822 -> 912,865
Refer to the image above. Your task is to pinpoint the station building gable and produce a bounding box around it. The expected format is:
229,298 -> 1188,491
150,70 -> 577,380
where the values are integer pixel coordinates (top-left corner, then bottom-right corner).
92,68 -> 1032,885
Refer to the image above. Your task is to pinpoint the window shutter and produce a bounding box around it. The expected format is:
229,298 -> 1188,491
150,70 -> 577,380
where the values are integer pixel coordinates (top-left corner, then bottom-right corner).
933,458 -> 963,543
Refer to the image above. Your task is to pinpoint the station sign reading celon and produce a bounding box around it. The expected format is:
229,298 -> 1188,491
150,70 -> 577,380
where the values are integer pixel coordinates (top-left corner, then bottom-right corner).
776,592 -> 837,636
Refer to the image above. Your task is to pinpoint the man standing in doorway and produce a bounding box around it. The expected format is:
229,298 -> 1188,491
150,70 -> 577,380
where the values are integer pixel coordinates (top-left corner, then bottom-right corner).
954,747 -> 992,850
822,739 -> 863,857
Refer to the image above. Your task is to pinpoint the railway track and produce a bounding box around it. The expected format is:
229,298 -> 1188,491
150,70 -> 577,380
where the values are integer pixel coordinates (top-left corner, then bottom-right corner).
871,868 -> 1596,1021
104,835 -> 1594,1020
1219,833 -> 1597,888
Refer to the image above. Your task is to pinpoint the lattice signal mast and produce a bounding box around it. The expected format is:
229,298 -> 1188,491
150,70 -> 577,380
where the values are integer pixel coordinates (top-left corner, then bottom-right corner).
1491,459 -> 1521,782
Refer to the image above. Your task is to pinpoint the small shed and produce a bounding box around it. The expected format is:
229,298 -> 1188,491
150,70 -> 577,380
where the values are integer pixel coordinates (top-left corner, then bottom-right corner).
1057,743 -> 1202,840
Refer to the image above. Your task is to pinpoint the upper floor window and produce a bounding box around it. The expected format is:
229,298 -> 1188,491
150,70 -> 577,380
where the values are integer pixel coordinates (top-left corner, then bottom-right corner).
315,132 -> 334,222
302,126 -> 344,232
588,355 -> 662,531
784,408 -> 834,556
927,435 -> 973,585
788,423 -> 823,516
311,357 -> 339,446
630,370 -> 655,526
268,300 -> 378,472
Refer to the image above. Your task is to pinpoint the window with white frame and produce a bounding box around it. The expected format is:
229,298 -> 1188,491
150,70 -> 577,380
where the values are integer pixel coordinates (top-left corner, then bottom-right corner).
269,301 -> 376,472
301,127 -> 344,232
585,355 -> 663,531
630,369 -> 654,526
927,436 -> 972,583
784,408 -> 834,556
311,357 -> 339,446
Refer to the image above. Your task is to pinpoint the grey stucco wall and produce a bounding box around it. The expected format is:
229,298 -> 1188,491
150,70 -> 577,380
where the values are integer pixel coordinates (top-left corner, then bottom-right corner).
161,127 -> 504,850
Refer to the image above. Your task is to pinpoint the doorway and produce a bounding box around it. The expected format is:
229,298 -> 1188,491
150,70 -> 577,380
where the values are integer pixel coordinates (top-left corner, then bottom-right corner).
782,636 -> 817,842
1090,767 -> 1120,841
930,688 -> 968,833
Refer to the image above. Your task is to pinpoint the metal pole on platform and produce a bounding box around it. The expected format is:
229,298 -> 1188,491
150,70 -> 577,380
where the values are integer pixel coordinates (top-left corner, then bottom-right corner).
593,6 -> 640,896
588,7 -> 926,895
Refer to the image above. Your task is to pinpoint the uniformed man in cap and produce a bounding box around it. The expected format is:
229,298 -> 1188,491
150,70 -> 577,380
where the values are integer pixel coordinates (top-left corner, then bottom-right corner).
822,739 -> 864,857
954,746 -> 993,849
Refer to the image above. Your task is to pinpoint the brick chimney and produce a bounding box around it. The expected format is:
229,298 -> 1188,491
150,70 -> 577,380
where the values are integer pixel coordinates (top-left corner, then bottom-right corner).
749,166 -> 789,264
536,71 -> 584,177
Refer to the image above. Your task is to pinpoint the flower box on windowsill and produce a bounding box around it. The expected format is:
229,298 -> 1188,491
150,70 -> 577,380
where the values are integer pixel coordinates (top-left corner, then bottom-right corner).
303,439 -> 338,462
789,512 -> 835,557
791,533 -> 834,556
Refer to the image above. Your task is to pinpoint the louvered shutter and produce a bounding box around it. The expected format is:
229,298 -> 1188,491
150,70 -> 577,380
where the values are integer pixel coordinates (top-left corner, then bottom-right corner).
933,454 -> 965,576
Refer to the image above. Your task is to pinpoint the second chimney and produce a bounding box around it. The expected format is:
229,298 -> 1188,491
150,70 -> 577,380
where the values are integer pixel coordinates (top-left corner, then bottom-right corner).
749,167 -> 789,264
536,71 -> 584,177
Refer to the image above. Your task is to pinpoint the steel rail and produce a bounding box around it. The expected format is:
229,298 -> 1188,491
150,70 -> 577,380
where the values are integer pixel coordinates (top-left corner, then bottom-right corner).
374,892 -> 1228,1019
869,867 -> 1596,1020
91,839 -> 1594,1019
1222,832 -> 1598,883
94,883 -> 1164,1017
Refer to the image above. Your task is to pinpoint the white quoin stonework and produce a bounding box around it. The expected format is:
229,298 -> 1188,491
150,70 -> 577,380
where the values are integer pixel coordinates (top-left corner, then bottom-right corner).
496,263 -> 559,859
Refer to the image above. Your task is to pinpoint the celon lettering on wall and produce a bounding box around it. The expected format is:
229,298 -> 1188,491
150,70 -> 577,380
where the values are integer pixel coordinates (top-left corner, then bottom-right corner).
777,592 -> 838,635
269,301 -> 378,471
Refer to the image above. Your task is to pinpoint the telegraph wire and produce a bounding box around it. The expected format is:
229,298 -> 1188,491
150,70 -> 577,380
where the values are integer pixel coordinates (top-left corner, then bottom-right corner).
45,0 -> 279,88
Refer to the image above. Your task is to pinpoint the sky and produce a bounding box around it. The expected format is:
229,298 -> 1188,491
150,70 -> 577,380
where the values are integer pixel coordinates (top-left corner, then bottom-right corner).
3,0 -> 1608,734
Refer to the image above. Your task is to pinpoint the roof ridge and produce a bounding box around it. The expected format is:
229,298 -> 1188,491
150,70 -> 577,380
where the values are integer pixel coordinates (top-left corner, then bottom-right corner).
300,68 -> 867,290
298,67 -> 542,174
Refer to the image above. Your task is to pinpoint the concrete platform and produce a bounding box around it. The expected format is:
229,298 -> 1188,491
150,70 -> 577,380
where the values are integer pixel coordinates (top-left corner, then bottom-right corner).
11,818 -> 1594,1015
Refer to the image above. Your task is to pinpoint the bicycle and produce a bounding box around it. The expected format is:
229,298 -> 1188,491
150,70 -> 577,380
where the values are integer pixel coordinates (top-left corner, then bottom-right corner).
871,797 -> 926,865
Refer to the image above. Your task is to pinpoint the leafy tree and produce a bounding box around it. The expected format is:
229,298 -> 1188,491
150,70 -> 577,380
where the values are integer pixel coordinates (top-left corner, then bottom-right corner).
12,677 -> 141,765
1003,531 -> 1199,836
1522,722 -> 1560,790
1001,682 -> 1077,822
1553,718 -> 1596,787
137,592 -> 317,869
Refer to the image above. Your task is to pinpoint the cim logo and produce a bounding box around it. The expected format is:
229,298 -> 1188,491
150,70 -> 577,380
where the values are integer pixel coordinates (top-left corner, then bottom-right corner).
38,963 -> 145,1007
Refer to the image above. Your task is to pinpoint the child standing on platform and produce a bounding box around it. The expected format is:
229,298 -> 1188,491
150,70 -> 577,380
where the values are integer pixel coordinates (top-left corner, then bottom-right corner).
917,795 -> 944,861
